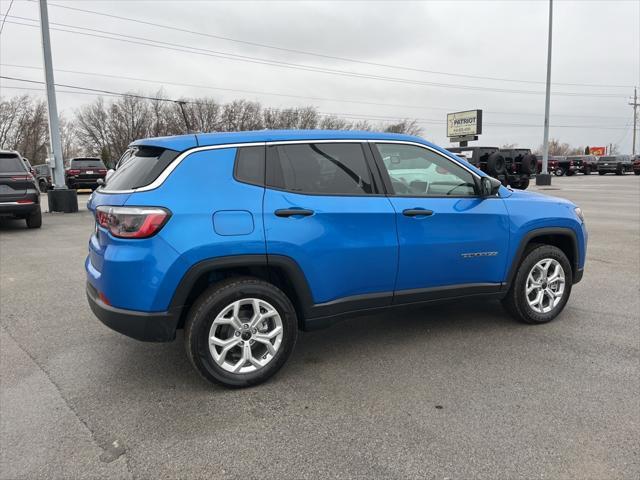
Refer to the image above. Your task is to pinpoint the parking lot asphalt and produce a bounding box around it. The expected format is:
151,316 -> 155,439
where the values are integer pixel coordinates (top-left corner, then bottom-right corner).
1,176 -> 639,480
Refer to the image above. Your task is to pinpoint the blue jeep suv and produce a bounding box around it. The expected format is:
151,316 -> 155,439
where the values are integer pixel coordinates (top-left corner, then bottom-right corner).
86,130 -> 587,387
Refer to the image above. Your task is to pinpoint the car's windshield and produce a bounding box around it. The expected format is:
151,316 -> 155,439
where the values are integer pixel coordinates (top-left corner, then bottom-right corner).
0,153 -> 26,173
598,157 -> 616,162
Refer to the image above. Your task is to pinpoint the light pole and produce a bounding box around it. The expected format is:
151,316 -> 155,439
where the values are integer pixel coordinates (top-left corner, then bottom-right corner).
38,0 -> 78,212
536,0 -> 553,186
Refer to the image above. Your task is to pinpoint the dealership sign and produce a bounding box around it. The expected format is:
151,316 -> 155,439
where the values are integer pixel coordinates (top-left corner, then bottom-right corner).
447,110 -> 483,138
589,146 -> 606,156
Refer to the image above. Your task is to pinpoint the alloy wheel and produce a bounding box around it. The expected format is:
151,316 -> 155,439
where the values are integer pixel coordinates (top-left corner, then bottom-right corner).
208,298 -> 283,374
525,258 -> 566,314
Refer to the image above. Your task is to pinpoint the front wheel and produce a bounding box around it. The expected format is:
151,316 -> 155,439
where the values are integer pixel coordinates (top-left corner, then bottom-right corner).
502,244 -> 572,324
554,167 -> 565,176
184,277 -> 298,388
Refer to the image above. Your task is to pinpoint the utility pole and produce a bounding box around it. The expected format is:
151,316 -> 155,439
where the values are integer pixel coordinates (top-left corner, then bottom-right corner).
177,101 -> 192,133
630,87 -> 638,156
536,0 -> 553,186
38,0 -> 77,212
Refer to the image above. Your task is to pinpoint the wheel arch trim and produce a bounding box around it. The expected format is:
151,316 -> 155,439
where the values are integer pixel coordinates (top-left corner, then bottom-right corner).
505,227 -> 579,288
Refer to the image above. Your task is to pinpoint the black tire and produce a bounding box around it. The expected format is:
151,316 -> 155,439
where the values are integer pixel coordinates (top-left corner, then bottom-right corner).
615,169 -> 623,176
554,167 -> 565,176
25,206 -> 42,229
584,166 -> 591,175
599,171 -> 606,175
520,154 -> 537,175
486,153 -> 506,176
511,178 -> 530,190
634,171 -> 640,175
38,180 -> 48,192
502,244 -> 572,324
566,170 -> 576,176
184,277 -> 298,388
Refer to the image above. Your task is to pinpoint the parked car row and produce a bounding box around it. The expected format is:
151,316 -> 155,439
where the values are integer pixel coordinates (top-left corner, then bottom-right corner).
29,157 -> 109,192
536,154 -> 638,176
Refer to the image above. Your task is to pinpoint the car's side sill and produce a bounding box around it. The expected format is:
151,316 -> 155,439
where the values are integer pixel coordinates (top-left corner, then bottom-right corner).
303,283 -> 503,331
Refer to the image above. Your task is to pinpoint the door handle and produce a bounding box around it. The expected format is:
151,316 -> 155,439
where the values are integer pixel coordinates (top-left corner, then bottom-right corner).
402,208 -> 434,217
274,208 -> 314,218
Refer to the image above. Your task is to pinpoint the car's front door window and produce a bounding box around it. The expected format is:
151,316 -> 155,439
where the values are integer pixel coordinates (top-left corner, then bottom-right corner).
376,143 -> 477,196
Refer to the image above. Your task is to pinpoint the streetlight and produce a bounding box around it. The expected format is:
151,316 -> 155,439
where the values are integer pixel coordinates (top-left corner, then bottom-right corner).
536,0 -> 554,186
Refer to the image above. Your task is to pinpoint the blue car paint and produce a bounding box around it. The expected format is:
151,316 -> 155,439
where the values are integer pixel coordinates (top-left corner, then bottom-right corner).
86,129 -> 587,319
263,190 -> 398,303
386,195 -> 511,290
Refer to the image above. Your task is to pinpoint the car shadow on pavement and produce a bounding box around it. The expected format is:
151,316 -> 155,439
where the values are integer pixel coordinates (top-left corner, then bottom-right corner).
101,297 -> 518,393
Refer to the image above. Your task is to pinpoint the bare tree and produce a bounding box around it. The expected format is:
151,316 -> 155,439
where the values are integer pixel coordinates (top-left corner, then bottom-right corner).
0,95 -> 49,163
220,100 -> 263,131
384,119 -> 423,136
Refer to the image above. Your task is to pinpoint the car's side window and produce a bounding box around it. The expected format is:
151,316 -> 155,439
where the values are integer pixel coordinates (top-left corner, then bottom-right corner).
266,143 -> 373,195
375,143 -> 477,197
234,146 -> 265,186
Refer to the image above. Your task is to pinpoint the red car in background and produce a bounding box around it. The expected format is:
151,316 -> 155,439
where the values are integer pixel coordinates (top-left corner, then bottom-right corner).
536,155 -> 558,174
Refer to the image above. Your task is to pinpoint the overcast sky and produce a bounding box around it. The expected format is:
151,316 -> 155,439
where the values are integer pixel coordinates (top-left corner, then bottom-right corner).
1,0 -> 639,152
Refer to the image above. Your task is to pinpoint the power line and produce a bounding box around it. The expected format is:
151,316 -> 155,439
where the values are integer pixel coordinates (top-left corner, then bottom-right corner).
1,75 -> 629,130
0,0 -> 15,35
37,0 -> 632,89
2,63 -> 628,120
1,16 -> 629,99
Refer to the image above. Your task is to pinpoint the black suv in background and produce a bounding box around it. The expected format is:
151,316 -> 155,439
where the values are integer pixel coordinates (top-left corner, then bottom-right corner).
447,146 -> 535,189
0,150 -> 42,228
566,155 -> 598,175
34,164 -> 52,192
633,155 -> 640,175
597,155 -> 633,175
65,157 -> 108,190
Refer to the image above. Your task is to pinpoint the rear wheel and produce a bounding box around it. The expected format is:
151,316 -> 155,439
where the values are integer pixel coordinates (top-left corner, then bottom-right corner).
25,206 -> 42,229
520,154 -> 537,175
511,178 -> 530,190
554,167 -> 565,176
486,153 -> 506,177
502,244 -> 572,324
184,277 -> 298,388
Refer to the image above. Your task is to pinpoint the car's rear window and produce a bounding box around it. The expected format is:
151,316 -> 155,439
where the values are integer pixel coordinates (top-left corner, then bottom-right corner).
104,147 -> 180,191
0,153 -> 26,173
70,158 -> 106,169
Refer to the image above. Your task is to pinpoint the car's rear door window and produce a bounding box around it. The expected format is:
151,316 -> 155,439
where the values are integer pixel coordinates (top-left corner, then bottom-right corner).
104,147 -> 180,190
266,143 -> 373,195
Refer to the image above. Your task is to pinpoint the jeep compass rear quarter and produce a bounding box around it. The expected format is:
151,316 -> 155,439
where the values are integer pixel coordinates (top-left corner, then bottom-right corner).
86,130 -> 587,388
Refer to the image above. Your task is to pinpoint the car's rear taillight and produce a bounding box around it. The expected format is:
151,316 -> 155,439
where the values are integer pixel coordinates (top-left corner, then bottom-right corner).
67,169 -> 81,175
95,206 -> 171,239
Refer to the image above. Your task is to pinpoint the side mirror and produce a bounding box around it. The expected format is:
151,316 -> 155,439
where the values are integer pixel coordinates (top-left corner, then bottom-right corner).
105,169 -> 115,181
480,176 -> 502,197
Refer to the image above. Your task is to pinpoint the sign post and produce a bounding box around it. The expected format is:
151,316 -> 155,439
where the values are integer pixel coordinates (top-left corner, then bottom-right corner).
447,109 -> 482,146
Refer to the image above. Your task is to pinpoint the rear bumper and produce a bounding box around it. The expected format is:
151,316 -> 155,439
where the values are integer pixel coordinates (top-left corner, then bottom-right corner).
86,282 -> 178,342
0,201 -> 39,216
